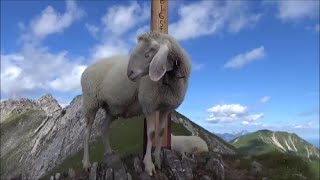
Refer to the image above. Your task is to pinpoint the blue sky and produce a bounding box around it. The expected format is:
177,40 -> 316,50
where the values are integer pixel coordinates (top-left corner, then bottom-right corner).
1,0 -> 319,144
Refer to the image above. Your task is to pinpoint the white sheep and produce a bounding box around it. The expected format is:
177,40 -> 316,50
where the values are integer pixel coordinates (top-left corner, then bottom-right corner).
80,32 -> 191,176
171,134 -> 209,157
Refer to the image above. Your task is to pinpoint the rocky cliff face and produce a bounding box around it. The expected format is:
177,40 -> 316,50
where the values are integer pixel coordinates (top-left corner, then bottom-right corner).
0,94 -> 61,123
0,94 -> 235,180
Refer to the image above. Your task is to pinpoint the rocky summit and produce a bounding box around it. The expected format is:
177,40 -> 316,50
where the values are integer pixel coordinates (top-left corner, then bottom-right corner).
0,94 -> 235,180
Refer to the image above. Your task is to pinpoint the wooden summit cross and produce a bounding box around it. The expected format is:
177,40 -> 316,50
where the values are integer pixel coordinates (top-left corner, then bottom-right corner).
143,0 -> 171,153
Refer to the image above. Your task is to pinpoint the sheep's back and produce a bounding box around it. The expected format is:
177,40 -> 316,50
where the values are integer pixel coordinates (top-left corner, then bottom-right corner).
172,135 -> 209,154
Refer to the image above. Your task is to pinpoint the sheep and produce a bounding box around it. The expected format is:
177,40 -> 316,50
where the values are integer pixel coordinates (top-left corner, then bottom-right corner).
80,31 -> 192,176
171,134 -> 209,158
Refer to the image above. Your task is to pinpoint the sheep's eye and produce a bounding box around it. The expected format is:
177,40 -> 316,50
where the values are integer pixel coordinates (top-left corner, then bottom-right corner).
145,53 -> 150,58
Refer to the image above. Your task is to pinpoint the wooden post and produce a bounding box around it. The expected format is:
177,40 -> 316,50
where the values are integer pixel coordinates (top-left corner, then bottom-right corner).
143,0 -> 171,154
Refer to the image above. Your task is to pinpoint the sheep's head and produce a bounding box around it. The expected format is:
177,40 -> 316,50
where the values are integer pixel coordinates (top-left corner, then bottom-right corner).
127,32 -> 172,82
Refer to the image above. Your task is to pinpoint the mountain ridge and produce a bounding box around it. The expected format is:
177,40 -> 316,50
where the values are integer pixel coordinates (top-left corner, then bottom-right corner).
231,129 -> 320,159
0,94 -> 235,179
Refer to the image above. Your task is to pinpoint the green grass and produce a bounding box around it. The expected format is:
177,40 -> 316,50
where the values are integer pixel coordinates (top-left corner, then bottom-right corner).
254,151 -> 319,180
1,109 -> 39,133
171,120 -> 192,136
42,115 -> 191,179
308,160 -> 320,180
224,151 -> 319,180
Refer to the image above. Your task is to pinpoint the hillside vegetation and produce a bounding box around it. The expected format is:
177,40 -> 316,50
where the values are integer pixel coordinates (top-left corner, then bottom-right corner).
231,129 -> 319,159
230,130 -> 320,180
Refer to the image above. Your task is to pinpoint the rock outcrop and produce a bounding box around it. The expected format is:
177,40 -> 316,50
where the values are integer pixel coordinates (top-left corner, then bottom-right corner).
45,150 -> 225,180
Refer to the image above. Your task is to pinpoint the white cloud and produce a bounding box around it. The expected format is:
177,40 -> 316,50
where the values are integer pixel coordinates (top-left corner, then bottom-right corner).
169,1 -> 261,41
293,121 -> 319,129
293,125 -> 304,129
260,96 -> 271,103
208,104 -> 247,115
245,113 -> 264,121
241,121 -> 264,126
1,45 -> 86,97
277,0 -> 319,21
89,2 -> 149,60
307,24 -> 320,33
1,1 -> 86,98
206,104 -> 264,124
25,0 -> 85,41
224,46 -> 265,69
85,23 -> 99,38
49,65 -> 87,92
101,1 -> 149,36
0,54 -> 42,97
192,62 -> 205,71
91,39 -> 129,60
315,24 -> 320,32
241,121 -> 249,125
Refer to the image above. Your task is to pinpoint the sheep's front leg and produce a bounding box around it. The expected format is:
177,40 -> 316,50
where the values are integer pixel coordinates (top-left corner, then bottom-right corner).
154,110 -> 169,169
143,112 -> 156,176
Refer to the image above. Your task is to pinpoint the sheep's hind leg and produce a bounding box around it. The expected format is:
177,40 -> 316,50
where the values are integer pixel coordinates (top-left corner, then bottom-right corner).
154,110 -> 170,169
82,110 -> 97,171
143,112 -> 157,176
102,113 -> 113,156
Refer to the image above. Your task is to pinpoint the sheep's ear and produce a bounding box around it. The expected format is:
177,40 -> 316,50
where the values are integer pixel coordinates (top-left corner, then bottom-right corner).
149,41 -> 170,81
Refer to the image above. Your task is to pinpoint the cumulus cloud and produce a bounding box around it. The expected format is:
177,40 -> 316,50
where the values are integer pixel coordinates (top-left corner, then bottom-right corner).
91,39 -> 129,60
246,113 -> 264,121
101,1 -> 149,36
49,65 -> 87,92
224,46 -> 265,69
276,0 -> 319,21
260,96 -> 271,103
22,0 -> 85,41
1,0 -> 86,98
85,23 -> 99,38
206,104 -> 264,124
1,45 -> 86,97
169,1 -> 261,41
89,2 -> 149,60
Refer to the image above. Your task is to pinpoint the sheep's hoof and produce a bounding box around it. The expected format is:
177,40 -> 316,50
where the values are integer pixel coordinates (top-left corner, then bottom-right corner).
82,160 -> 91,172
144,161 -> 156,176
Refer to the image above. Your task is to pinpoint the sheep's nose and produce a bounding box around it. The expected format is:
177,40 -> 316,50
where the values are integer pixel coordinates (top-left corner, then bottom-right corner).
127,70 -> 134,77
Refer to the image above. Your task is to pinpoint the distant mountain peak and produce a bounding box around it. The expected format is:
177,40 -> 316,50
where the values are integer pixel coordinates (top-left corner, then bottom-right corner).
232,129 -> 320,159
0,94 -> 61,123
215,130 -> 250,142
